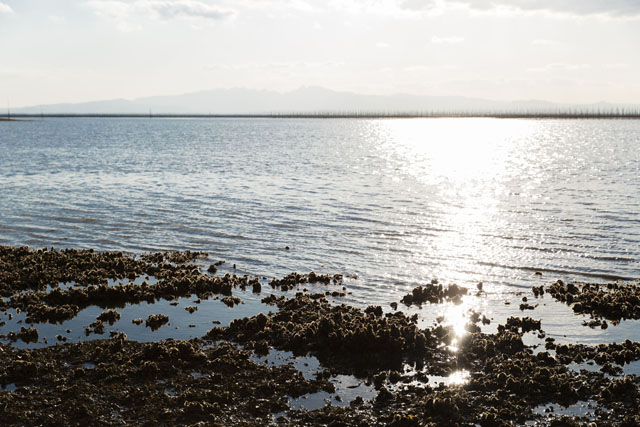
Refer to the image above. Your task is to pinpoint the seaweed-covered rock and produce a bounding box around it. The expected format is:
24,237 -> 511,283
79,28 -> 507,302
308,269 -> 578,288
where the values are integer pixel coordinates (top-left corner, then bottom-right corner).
400,282 -> 468,306
207,294 -> 446,375
97,309 -> 121,325
547,280 -> 640,321
145,314 -> 169,331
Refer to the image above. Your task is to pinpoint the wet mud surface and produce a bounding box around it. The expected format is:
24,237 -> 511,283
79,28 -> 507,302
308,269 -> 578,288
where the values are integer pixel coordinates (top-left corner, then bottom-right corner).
2,246 -> 640,425
0,338 -> 332,425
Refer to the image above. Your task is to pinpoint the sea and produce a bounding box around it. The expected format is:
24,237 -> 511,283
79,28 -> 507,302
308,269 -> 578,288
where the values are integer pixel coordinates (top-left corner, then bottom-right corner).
1,117 -> 639,350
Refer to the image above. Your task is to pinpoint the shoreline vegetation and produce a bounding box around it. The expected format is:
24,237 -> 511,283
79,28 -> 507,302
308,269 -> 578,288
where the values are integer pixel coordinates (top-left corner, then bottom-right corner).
2,245 -> 640,425
5,110 -> 640,120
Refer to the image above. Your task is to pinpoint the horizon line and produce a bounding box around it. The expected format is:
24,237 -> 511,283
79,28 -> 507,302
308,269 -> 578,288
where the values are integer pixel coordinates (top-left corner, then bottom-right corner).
7,111 -> 640,120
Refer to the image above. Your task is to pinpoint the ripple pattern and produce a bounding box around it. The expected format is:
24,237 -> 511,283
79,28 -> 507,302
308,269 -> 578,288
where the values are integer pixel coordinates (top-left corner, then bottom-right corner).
1,117 -> 639,306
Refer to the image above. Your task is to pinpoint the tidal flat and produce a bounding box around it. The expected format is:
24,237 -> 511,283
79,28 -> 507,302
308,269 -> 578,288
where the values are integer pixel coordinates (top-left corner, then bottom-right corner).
1,246 -> 640,426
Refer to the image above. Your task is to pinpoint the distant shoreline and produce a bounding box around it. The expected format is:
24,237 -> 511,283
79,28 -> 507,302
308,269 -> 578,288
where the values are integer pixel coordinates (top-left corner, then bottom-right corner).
6,112 -> 640,120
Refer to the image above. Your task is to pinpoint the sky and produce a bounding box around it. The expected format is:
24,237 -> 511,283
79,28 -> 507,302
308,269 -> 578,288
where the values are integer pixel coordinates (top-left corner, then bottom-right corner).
1,0 -> 639,108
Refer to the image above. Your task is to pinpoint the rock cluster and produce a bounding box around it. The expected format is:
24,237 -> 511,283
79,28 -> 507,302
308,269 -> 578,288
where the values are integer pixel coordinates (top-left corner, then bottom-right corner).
400,281 -> 468,306
207,294 -> 449,376
269,272 -> 343,291
546,279 -> 640,321
0,246 -> 254,324
0,338 -> 332,425
146,314 -> 170,331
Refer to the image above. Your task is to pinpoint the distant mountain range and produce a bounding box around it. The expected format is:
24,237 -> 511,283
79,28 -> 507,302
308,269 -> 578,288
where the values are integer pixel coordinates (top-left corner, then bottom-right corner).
11,87 -> 640,115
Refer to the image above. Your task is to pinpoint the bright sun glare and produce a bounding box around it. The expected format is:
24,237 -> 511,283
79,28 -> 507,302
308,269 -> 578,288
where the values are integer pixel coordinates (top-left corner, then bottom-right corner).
373,118 -> 537,288
377,118 -> 533,185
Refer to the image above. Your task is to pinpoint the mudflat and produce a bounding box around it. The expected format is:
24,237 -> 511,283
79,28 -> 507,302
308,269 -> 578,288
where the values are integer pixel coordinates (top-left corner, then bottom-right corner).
1,245 -> 640,425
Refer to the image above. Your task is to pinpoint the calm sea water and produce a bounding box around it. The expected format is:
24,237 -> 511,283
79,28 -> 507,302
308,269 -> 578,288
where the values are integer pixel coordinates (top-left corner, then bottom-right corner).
1,117 -> 640,346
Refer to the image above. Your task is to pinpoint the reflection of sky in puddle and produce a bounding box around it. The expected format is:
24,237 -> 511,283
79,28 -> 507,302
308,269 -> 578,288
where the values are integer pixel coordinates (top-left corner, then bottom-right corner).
251,348 -> 376,411
531,400 -> 607,422
567,361 -> 603,374
0,275 -> 357,350
624,360 -> 640,376
251,349 -> 320,380
0,384 -> 17,392
0,287 -> 276,348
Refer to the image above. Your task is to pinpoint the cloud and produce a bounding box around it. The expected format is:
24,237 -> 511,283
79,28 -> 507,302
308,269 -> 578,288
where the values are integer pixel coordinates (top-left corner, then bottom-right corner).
48,15 -> 67,23
204,61 -> 344,71
431,36 -> 464,44
403,64 -> 458,72
448,0 -> 640,18
0,2 -> 13,13
328,0 -> 440,18
87,0 -> 234,30
378,0 -> 640,19
604,63 -> 629,69
527,63 -> 591,73
0,67 -> 59,78
145,0 -> 234,19
531,39 -> 558,46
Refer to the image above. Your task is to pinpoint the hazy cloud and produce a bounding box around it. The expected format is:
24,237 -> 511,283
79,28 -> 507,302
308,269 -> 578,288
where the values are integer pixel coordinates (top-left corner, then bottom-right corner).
0,2 -> 13,13
48,15 -> 67,23
528,63 -> 591,72
87,0 -> 234,30
450,0 -> 640,18
144,0 -> 233,19
403,64 -> 458,72
240,0 -> 317,13
397,0 -> 438,10
531,39 -> 559,46
604,63 -> 629,69
329,0 -> 440,18
0,67 -> 59,78
431,36 -> 464,44
205,61 -> 344,71
383,0 -> 640,18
